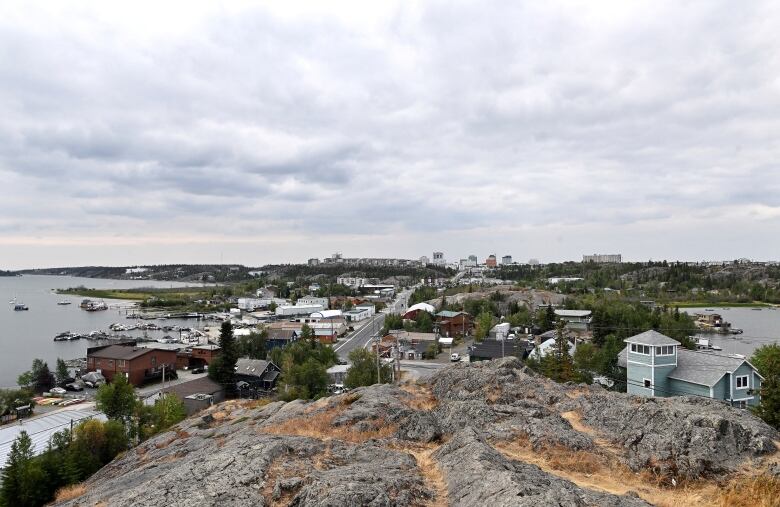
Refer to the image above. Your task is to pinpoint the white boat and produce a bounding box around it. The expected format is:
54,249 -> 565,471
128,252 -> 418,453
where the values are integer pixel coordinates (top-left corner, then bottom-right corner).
711,345 -> 723,351
13,303 -> 29,311
57,300 -> 72,305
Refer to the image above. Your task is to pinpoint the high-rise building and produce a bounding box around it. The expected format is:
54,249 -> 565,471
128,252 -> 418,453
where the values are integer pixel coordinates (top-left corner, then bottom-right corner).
485,254 -> 497,268
432,251 -> 445,266
528,258 -> 540,266
583,254 -> 622,264
419,255 -> 430,265
308,258 -> 320,266
501,255 -> 512,265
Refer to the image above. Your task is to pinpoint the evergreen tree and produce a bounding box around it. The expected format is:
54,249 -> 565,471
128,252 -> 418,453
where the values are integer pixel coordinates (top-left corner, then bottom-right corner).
34,363 -> 55,394
541,320 -> 576,383
0,431 -> 49,507
209,320 -> 238,391
751,344 -> 780,429
55,358 -> 70,385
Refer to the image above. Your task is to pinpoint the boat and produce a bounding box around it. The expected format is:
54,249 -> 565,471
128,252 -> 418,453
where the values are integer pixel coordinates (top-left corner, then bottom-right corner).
711,345 -> 723,351
13,303 -> 29,311
705,308 -> 714,311
57,300 -> 71,305
751,308 -> 762,311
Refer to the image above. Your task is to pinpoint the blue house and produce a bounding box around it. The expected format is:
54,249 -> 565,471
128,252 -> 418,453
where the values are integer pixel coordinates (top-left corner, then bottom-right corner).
617,330 -> 763,408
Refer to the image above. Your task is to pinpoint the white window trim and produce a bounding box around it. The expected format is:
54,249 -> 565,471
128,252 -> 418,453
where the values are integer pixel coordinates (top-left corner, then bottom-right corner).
630,343 -> 651,355
735,375 -> 749,389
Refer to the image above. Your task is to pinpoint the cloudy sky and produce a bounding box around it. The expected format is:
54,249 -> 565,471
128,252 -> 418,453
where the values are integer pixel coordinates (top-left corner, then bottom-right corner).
1,1 -> 779,269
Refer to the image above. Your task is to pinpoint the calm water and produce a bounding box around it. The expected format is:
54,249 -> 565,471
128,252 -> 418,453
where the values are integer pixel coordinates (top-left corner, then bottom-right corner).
0,275 -> 208,387
683,307 -> 780,357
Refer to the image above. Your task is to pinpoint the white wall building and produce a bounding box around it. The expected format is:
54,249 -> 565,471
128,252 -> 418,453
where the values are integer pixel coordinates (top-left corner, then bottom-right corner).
583,253 -> 622,263
275,304 -> 324,317
337,276 -> 368,288
298,296 -> 329,309
501,255 -> 512,265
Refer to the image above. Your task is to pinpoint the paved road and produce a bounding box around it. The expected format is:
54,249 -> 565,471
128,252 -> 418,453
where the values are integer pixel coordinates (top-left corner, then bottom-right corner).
334,313 -> 386,360
399,360 -> 447,380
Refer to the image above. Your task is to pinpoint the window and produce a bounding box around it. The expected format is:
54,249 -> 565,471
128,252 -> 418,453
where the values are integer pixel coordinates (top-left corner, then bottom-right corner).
631,344 -> 650,355
736,375 -> 749,389
643,379 -> 652,388
655,345 -> 675,356
151,355 -> 157,366
108,360 -> 114,368
736,400 -> 747,409
118,360 -> 126,368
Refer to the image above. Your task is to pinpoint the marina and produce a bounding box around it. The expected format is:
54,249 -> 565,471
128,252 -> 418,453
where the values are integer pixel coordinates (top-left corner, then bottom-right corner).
0,275 -> 209,387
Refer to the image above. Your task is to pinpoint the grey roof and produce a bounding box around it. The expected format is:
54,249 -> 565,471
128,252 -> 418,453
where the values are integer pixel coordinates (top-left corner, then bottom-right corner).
163,377 -> 223,398
470,340 -> 523,360
89,344 -> 173,361
623,330 -> 680,346
235,358 -> 271,378
667,349 -> 747,387
617,346 -> 755,387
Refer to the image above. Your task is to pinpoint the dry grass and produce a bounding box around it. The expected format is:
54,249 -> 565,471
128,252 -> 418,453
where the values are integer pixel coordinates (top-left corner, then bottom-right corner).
242,398 -> 272,410
400,383 -> 439,411
260,408 -> 396,443
54,483 -> 86,502
494,434 -> 724,507
560,410 -> 620,452
717,474 -> 780,507
406,446 -> 449,507
260,456 -> 309,507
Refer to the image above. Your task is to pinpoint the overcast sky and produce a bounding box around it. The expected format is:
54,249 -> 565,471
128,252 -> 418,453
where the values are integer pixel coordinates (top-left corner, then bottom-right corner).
1,1 -> 779,269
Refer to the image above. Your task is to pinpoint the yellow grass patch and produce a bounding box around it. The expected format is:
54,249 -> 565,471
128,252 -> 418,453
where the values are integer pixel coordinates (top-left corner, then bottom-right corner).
406,446 -> 449,507
54,483 -> 87,502
494,434 -> 725,507
260,408 -> 396,443
717,474 -> 780,507
400,383 -> 439,411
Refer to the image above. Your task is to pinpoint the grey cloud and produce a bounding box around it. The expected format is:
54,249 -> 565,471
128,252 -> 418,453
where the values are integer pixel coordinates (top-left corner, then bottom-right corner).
1,1 -> 779,266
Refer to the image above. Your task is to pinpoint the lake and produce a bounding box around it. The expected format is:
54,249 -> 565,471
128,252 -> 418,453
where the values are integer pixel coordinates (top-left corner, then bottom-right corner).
683,307 -> 780,358
0,275 -> 210,388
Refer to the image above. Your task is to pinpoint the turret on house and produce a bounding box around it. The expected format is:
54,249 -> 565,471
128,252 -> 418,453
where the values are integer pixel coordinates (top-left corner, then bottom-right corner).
618,330 -> 763,408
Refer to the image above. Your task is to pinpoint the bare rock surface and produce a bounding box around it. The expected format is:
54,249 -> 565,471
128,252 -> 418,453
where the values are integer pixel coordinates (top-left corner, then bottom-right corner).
433,427 -> 651,507
57,358 -> 778,506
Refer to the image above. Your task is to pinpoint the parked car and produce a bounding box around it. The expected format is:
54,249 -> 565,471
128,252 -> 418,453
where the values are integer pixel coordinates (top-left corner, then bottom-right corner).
50,387 -> 67,395
65,383 -> 84,392
191,367 -> 205,374
450,353 -> 461,362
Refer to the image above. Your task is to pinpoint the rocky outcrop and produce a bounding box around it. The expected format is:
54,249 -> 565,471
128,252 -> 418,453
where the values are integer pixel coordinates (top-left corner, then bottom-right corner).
58,358 -> 778,506
433,428 -> 651,507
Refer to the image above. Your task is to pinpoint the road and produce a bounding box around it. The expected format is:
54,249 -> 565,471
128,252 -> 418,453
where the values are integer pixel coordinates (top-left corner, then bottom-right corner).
334,313 -> 385,360
399,360 -> 446,380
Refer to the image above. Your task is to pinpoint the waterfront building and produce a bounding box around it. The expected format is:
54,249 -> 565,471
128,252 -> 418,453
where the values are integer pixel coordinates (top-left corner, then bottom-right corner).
617,330 -> 763,408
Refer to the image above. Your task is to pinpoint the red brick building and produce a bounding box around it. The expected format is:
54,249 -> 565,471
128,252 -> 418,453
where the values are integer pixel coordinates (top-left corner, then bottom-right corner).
87,344 -> 177,386
176,344 -> 221,370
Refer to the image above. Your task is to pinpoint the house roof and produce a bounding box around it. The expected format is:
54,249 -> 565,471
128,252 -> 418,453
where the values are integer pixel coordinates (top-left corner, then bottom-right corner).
235,358 -> 272,378
470,340 -> 522,359
311,309 -> 343,319
266,329 -> 297,341
89,344 -> 173,361
554,309 -> 592,318
436,311 -> 467,318
667,349 -> 753,386
163,377 -> 223,398
192,344 -> 220,351
617,346 -> 760,387
405,303 -> 435,315
623,330 -> 681,346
